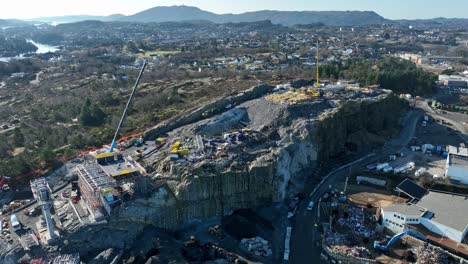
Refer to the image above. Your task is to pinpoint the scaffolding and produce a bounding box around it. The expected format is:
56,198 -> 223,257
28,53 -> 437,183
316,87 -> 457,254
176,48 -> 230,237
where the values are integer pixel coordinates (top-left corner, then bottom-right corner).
77,163 -> 115,208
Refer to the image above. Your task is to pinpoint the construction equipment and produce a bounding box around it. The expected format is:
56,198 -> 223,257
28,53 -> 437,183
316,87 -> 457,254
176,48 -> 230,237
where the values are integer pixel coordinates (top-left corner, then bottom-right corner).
155,137 -> 167,145
170,141 -> 189,156
109,61 -> 147,153
306,89 -> 320,97
374,229 -> 426,251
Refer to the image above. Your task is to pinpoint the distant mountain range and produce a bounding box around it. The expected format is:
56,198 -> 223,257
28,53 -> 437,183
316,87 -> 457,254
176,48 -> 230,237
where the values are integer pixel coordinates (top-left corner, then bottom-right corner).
118,6 -> 388,25
4,5 -> 468,27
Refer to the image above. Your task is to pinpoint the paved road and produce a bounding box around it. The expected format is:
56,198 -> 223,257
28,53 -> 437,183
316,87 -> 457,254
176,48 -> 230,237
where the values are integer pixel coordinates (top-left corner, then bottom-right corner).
416,100 -> 468,142
288,109 -> 423,264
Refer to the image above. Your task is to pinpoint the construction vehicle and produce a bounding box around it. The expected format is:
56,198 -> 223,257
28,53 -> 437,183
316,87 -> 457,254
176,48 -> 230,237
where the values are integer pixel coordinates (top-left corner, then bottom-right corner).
374,229 -> 426,251
155,137 -> 167,145
306,90 -> 320,97
108,61 -> 147,154
135,149 -> 143,158
170,141 -> 189,156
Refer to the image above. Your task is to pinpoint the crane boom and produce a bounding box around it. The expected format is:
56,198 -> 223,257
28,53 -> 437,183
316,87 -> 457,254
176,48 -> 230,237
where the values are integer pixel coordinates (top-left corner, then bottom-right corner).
109,61 -> 147,153
316,40 -> 320,88
374,229 -> 426,251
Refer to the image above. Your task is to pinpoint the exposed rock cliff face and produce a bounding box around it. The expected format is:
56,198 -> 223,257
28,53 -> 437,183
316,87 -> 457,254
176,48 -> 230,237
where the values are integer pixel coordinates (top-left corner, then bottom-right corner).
62,87 -> 407,259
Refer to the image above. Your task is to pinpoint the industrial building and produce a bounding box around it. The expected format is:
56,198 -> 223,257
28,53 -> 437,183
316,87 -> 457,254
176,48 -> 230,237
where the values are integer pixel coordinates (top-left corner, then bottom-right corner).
438,75 -> 468,88
380,182 -> 468,244
445,145 -> 468,185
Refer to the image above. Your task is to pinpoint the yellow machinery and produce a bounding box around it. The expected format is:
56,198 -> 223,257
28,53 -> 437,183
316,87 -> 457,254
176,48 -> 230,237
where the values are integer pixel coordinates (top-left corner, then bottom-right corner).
96,151 -> 123,165
170,141 -> 189,156
135,149 -> 143,158
156,137 -> 167,145
306,89 -> 320,97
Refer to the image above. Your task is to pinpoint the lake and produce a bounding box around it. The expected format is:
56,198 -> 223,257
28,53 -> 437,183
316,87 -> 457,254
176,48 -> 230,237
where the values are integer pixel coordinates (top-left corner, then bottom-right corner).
0,40 -> 59,62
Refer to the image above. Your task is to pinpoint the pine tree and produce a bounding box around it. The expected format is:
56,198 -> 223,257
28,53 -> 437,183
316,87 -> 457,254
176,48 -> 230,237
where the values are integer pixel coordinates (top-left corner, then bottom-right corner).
12,127 -> 25,147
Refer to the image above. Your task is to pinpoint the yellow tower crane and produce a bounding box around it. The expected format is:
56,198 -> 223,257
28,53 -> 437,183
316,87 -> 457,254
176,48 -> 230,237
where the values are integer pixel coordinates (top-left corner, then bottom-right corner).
307,40 -> 321,97
316,40 -> 320,89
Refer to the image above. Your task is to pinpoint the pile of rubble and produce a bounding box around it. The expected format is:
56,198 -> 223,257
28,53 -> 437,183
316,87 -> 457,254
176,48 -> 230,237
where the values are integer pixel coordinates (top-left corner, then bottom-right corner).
336,207 -> 375,238
323,207 -> 378,260
240,236 -> 272,257
329,245 -> 371,259
413,244 -> 453,264
325,232 -> 355,246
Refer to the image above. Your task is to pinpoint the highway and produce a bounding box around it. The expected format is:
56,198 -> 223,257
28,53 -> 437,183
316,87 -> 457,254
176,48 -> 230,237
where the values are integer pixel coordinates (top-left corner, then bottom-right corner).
288,109 -> 423,264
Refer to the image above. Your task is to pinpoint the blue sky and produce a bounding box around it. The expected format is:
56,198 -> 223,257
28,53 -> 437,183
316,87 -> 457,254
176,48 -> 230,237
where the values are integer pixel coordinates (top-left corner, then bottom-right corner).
1,0 -> 467,20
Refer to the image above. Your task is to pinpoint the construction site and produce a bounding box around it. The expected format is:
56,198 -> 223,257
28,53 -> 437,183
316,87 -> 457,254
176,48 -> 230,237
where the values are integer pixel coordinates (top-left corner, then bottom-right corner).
2,54 -> 466,264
